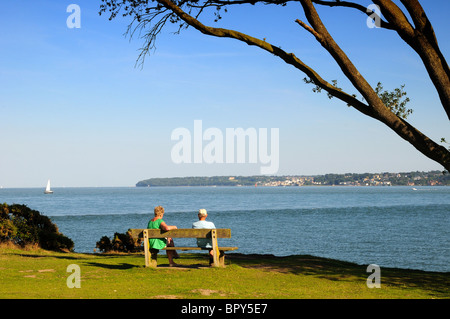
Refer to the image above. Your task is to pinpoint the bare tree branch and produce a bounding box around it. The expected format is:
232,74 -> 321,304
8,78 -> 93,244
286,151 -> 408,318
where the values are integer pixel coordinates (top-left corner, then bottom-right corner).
155,0 -> 375,117
304,0 -> 450,120
295,19 -> 322,40
400,0 -> 450,79
297,0 -> 449,168
399,0 -> 428,32
370,0 -> 450,119
372,0 -> 415,38
311,0 -> 394,30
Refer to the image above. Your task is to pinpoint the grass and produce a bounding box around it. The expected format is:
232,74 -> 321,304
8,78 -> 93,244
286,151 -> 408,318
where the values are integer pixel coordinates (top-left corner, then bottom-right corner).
0,246 -> 448,299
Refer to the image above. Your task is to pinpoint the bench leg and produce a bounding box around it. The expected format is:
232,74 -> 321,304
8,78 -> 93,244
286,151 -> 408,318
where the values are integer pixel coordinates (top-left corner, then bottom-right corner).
143,230 -> 158,268
149,249 -> 158,268
211,229 -> 220,268
219,250 -> 225,267
143,230 -> 150,267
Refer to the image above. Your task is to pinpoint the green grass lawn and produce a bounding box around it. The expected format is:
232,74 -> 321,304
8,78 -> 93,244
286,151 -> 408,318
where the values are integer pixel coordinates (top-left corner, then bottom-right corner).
0,246 -> 448,299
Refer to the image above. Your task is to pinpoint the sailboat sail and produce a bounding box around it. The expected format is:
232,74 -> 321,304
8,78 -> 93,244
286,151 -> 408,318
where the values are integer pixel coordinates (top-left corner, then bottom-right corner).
44,180 -> 53,194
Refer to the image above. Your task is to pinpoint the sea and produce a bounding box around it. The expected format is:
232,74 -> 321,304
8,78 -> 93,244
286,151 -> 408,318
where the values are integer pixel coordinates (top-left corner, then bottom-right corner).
1,186 -> 449,272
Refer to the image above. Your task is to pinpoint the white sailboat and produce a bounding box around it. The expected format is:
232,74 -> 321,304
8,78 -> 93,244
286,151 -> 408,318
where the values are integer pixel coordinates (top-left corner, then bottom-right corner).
44,179 -> 53,194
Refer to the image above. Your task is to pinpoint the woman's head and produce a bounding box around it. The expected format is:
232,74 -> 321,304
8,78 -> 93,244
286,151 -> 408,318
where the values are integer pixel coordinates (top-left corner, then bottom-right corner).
154,205 -> 164,217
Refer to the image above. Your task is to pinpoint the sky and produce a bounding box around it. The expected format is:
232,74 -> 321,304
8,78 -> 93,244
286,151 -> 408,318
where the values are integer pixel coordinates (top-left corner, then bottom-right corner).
0,0 -> 449,187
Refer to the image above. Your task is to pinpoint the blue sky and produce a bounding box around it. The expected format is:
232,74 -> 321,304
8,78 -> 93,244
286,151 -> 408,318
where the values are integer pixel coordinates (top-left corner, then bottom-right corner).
0,0 -> 449,187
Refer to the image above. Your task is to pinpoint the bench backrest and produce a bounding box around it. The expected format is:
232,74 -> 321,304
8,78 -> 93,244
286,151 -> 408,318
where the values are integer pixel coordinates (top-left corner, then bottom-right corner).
129,228 -> 231,240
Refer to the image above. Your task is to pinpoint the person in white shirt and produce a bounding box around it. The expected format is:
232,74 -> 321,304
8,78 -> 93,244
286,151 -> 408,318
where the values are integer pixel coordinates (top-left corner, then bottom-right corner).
192,209 -> 216,265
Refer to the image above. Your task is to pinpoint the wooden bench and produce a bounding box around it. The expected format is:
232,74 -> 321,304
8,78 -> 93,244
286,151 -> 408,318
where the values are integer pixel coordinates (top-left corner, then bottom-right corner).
129,228 -> 238,268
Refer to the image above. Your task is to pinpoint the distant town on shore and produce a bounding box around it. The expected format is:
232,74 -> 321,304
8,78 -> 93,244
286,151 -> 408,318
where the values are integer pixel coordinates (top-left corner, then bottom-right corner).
136,170 -> 450,187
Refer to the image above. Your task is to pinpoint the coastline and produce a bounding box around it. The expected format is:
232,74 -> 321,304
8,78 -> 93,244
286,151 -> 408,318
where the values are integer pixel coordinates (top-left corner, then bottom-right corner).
136,171 -> 450,187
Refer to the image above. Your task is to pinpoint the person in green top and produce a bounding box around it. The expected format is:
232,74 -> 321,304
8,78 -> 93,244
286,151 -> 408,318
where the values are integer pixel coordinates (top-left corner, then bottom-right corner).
147,205 -> 179,266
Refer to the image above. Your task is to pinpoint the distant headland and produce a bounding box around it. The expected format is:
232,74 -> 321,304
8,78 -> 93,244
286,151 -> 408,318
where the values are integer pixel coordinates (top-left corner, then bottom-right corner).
136,170 -> 449,187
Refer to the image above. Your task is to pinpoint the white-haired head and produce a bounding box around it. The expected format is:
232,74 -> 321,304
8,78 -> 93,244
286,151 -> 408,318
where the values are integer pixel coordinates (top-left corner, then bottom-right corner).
198,209 -> 207,217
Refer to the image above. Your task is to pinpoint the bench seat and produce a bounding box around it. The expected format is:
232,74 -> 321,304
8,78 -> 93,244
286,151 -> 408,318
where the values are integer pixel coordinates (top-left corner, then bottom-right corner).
163,247 -> 238,251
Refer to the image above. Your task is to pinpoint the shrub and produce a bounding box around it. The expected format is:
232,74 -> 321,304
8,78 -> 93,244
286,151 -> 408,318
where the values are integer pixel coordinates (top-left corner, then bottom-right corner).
96,235 -> 113,253
96,230 -> 142,253
0,203 -> 16,240
0,203 -> 74,251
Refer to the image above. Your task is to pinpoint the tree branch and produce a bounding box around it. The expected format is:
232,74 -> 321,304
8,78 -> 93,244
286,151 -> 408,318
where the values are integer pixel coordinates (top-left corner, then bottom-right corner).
298,0 -> 383,108
372,0 -> 415,39
400,0 -> 449,79
399,0 -> 428,32
298,0 -> 449,169
311,0 -> 394,30
372,0 -> 450,119
155,0 -> 374,117
295,19 -> 322,40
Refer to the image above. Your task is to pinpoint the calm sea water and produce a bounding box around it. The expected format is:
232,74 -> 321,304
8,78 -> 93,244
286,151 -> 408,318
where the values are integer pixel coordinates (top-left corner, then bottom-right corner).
1,186 -> 449,272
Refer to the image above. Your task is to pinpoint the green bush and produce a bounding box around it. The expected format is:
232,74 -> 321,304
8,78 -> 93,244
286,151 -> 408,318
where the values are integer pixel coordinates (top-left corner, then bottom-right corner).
96,230 -> 142,253
96,235 -> 113,252
0,204 -> 17,240
0,203 -> 74,251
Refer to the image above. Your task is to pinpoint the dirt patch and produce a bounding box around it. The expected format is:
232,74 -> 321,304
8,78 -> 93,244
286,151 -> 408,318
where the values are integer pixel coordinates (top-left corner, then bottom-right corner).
191,289 -> 226,297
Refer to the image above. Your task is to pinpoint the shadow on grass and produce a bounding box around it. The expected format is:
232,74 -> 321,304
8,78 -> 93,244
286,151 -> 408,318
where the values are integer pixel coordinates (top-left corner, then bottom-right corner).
153,263 -> 211,269
12,252 -> 82,260
85,262 -> 138,270
228,253 -> 450,297
12,251 -> 145,270
10,251 -> 144,264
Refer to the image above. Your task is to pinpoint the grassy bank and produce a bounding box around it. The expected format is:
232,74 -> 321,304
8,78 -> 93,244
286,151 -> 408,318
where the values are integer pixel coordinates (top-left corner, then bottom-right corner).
0,246 -> 448,299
